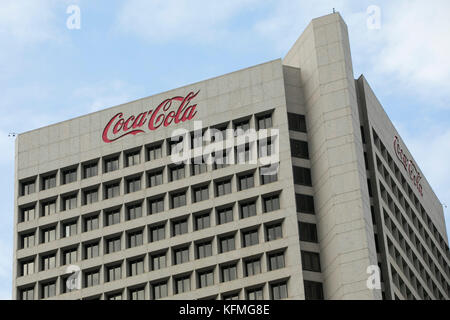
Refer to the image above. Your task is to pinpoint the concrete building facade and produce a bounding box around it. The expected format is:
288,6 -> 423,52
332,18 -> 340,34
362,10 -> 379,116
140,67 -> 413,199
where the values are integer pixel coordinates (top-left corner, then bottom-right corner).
13,13 -> 449,300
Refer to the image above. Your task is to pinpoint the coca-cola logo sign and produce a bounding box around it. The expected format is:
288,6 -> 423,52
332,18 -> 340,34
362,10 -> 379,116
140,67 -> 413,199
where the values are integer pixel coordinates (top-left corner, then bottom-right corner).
102,91 -> 199,143
393,135 -> 423,197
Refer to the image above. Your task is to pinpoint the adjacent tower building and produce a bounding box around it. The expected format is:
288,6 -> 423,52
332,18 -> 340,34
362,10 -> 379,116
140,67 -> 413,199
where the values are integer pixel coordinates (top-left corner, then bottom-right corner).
13,13 -> 449,300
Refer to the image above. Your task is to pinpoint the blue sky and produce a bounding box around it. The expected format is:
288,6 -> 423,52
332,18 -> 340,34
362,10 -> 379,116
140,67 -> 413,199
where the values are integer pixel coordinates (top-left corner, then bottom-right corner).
0,0 -> 449,299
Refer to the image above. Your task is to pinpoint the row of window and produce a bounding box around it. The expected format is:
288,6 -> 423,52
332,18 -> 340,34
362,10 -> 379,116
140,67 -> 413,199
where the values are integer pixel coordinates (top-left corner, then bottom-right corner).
19,220 -> 286,276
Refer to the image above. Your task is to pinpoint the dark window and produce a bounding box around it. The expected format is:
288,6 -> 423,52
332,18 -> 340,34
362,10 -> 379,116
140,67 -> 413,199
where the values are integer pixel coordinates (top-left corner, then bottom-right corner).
41,253 -> 56,271
20,287 -> 34,300
83,188 -> 98,205
175,275 -> 191,294
149,197 -> 164,214
263,194 -> 280,213
105,209 -> 120,226
234,119 -> 250,134
126,151 -> 140,167
21,205 -> 36,222
174,246 -> 189,265
152,281 -> 168,300
21,233 -> 35,249
299,222 -> 318,242
41,281 -> 56,299
215,179 -> 232,196
257,113 -> 273,130
236,144 -> 252,164
84,242 -> 99,259
247,287 -> 263,300
148,169 -> 163,187
42,227 -> 56,243
367,179 -> 373,197
41,200 -> 56,216
147,143 -> 163,161
193,185 -> 209,203
301,251 -> 321,272
295,194 -> 315,214
151,252 -> 166,271
260,167 -> 278,185
169,164 -> 185,182
168,136 -> 184,155
150,224 -> 165,242
62,248 -> 77,265
128,259 -> 144,276
62,220 -> 77,238
129,287 -> 145,300
106,237 -> 121,254
219,235 -> 235,253
268,252 -> 285,270
290,139 -> 309,159
198,269 -> 214,288
63,194 -> 77,211
240,201 -> 257,219
222,292 -> 239,300
104,157 -> 119,173
210,124 -> 228,142
238,173 -> 254,191
127,203 -> 142,220
194,212 -> 210,231
221,264 -> 237,282
287,113 -> 307,132
83,162 -> 98,179
360,126 -> 366,144
212,150 -> 230,169
21,180 -> 36,196
128,231 -> 143,248
191,157 -> 207,175
258,137 -> 275,157
42,174 -> 56,190
126,176 -> 141,193
106,264 -> 122,282
84,215 -> 99,232
271,282 -> 288,300
293,166 -> 312,186
171,191 -> 186,208
190,130 -> 206,148
104,182 -> 120,199
245,258 -> 261,277
20,259 -> 35,276
172,219 -> 188,236
217,207 -> 233,224
266,223 -> 283,241
243,229 -> 259,247
196,241 -> 213,259
304,281 -> 324,300
63,168 -> 77,184
84,269 -> 100,288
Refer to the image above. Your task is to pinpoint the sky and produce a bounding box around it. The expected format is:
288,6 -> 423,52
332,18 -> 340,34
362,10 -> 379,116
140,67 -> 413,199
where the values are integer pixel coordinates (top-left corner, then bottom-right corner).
0,0 -> 449,299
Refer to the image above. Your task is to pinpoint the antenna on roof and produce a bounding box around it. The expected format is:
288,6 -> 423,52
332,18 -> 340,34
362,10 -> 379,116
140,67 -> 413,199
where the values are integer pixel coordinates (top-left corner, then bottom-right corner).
333,8 -> 336,13
8,132 -> 17,137
443,203 -> 448,209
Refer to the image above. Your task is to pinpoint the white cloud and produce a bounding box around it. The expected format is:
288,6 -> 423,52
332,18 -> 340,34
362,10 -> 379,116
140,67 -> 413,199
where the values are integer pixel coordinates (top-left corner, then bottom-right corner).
117,0 -> 258,43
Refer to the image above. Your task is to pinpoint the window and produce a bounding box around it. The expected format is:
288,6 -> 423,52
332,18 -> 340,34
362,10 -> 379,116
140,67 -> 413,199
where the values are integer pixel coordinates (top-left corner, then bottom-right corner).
107,292 -> 122,300
126,150 -> 140,167
268,252 -> 285,270
222,292 -> 239,300
304,281 -> 324,300
83,188 -> 98,205
236,144 -> 252,164
20,287 -> 34,300
21,232 -> 35,249
63,194 -> 77,211
84,242 -> 99,259
234,119 -> 250,134
41,253 -> 56,271
198,269 -> 214,288
106,237 -> 121,254
210,124 -> 228,142
245,258 -> 261,277
193,185 -> 209,203
63,221 -> 77,238
260,166 -> 278,184
104,156 -> 119,173
126,176 -> 141,193
169,164 -> 185,181
170,191 -> 186,209
62,168 -> 77,184
191,157 -> 207,176
194,212 -> 210,231
84,215 -> 99,232
42,227 -> 56,243
212,150 -> 230,169
175,275 -> 191,294
287,113 -> 307,132
63,247 -> 77,265
127,203 -> 142,220
148,169 -> 163,187
105,209 -> 120,226
85,269 -> 100,288
243,229 -> 259,247
129,287 -> 145,300
299,222 -> 318,243
221,264 -> 237,282
191,130 -> 205,148
168,136 -> 184,155
263,194 -> 280,213
150,224 -> 165,242
106,265 -> 122,282
217,206 -> 233,224
104,182 -> 120,199
83,162 -> 98,179
41,200 -> 56,217
215,179 -> 232,197
21,259 -> 35,276
173,246 -> 189,265
196,241 -> 212,259
42,174 -> 56,190
258,137 -> 275,157
21,205 -> 35,222
129,259 -> 144,276
240,201 -> 257,219
149,197 -> 164,214
271,282 -> 288,300
147,142 -> 163,161
128,231 -> 143,248
219,235 -> 235,253
301,251 -> 321,272
151,252 -> 166,271
257,113 -> 273,130
295,194 -> 315,214
172,219 -> 188,236
238,173 -> 254,191
21,180 -> 36,196
41,282 -> 56,299
293,166 -> 312,186
266,223 -> 283,241
290,139 -> 309,159
152,281 -> 168,300
247,287 -> 263,300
